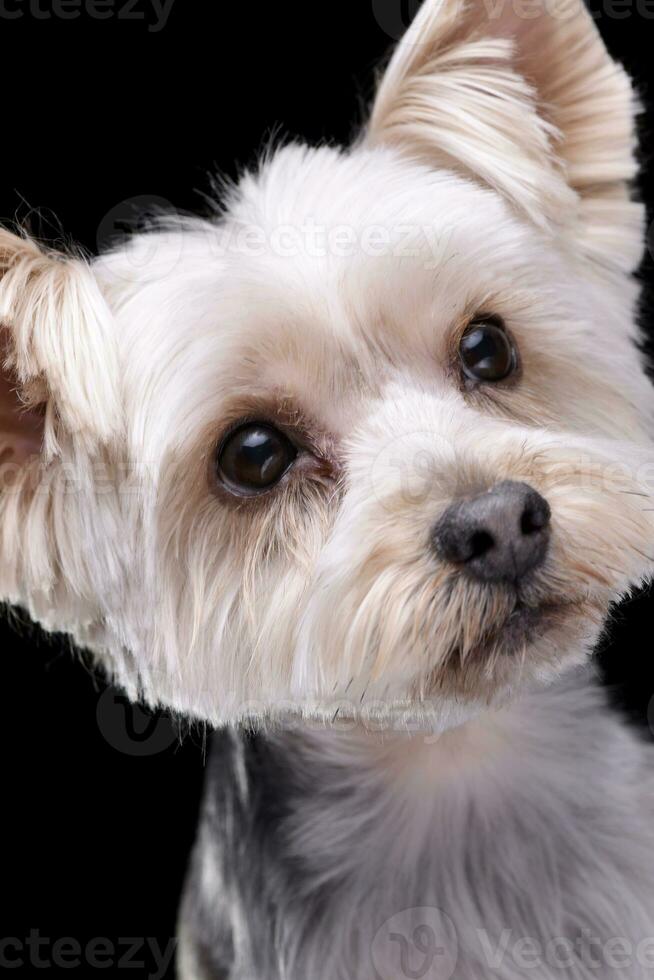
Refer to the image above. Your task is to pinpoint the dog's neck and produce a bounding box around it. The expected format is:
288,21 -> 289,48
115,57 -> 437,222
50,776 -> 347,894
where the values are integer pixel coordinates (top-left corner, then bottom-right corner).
179,665 -> 654,979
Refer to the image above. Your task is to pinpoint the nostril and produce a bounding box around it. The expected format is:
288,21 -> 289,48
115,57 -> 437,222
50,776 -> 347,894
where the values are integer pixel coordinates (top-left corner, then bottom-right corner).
520,496 -> 551,536
468,529 -> 494,560
521,507 -> 541,535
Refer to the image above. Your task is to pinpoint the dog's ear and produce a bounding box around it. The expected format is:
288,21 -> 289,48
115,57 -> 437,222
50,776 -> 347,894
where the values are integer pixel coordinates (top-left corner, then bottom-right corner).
366,0 -> 642,271
0,229 -> 121,465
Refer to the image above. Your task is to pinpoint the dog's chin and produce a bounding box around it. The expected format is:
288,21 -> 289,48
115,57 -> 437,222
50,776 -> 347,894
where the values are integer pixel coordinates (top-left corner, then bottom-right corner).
476,596 -> 591,660
278,598 -> 603,738
415,593 -> 605,712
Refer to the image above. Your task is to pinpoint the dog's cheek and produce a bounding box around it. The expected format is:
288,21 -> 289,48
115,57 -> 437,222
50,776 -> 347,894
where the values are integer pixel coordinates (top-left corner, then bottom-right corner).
544,483 -> 654,601
142,439 -> 337,710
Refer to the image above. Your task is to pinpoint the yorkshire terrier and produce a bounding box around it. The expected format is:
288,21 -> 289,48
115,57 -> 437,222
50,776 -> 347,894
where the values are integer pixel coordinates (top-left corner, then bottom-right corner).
2,0 -> 654,976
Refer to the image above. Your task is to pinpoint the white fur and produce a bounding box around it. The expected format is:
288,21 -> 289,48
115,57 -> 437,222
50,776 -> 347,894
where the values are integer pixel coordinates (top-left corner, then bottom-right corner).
4,143 -> 649,726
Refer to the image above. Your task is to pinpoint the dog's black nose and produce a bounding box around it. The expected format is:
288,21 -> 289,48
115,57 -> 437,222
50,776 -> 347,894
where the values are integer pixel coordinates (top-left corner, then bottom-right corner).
432,481 -> 550,583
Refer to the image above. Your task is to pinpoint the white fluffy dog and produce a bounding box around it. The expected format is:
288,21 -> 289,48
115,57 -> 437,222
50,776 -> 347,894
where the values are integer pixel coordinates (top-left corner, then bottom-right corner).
2,0 -> 654,976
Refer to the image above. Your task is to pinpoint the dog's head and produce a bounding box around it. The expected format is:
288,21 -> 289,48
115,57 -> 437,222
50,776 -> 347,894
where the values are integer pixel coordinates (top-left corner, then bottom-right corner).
1,0 -> 653,729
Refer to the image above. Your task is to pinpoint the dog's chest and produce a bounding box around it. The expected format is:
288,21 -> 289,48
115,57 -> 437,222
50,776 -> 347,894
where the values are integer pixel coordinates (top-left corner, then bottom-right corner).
180,672 -> 654,980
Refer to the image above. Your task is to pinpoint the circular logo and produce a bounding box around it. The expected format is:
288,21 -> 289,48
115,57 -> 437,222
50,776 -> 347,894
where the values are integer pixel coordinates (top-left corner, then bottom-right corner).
368,430 -> 457,513
371,0 -> 424,41
371,906 -> 458,980
96,194 -> 183,282
96,687 -> 178,757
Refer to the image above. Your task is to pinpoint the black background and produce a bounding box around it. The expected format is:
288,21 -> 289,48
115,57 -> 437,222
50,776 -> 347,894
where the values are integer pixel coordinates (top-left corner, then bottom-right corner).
1,2 -> 653,977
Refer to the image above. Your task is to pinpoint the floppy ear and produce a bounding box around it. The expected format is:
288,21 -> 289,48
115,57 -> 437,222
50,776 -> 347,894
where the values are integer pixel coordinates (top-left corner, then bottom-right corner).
366,0 -> 642,271
0,229 -> 121,463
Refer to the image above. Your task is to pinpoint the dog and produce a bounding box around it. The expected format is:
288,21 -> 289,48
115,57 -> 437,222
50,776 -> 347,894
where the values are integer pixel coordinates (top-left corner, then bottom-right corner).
2,0 -> 654,976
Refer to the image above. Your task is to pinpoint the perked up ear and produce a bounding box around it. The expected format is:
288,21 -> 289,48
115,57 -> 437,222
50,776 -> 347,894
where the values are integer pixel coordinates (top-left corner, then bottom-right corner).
366,0 -> 643,271
0,229 -> 121,463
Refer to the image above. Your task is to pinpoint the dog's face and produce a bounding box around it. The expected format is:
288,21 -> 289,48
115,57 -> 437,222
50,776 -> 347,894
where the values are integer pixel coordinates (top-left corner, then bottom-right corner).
1,0 -> 653,729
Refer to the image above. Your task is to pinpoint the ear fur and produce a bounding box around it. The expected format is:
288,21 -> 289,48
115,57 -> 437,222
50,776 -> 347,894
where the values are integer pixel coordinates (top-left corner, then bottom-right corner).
366,0 -> 643,271
0,228 -> 121,458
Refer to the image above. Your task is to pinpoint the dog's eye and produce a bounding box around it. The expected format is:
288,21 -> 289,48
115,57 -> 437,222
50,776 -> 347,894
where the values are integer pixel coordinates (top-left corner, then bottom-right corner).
459,317 -> 516,383
216,422 -> 297,494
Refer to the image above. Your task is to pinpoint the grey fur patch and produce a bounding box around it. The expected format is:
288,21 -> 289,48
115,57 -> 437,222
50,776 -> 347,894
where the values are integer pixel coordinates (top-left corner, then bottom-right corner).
178,669 -> 654,979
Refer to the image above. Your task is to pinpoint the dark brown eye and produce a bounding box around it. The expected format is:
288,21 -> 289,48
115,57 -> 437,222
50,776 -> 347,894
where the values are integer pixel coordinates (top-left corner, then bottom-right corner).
459,318 -> 517,382
216,422 -> 297,494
